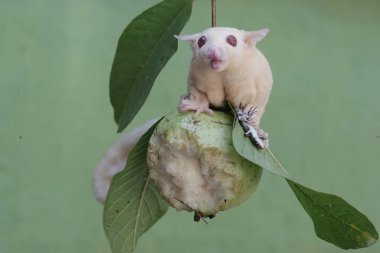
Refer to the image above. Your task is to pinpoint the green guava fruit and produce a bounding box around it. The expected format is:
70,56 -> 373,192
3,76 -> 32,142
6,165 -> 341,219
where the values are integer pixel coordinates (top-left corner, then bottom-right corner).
147,111 -> 262,218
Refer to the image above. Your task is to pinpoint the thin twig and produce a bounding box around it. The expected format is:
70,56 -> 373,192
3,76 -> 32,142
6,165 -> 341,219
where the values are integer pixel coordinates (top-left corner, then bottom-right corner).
212,0 -> 216,27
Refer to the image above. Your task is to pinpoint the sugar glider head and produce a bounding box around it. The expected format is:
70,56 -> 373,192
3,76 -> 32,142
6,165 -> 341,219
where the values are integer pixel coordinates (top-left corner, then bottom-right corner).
175,27 -> 269,72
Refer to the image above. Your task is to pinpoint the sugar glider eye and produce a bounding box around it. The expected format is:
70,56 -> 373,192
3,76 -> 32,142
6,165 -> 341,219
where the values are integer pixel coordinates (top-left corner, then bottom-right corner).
197,36 -> 207,48
226,35 -> 237,47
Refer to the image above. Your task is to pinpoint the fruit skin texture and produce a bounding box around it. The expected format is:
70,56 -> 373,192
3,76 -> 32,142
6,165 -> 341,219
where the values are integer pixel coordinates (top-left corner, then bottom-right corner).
147,111 -> 262,217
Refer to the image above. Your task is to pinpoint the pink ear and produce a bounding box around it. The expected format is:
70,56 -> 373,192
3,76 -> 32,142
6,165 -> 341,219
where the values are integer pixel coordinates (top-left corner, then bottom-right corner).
174,33 -> 200,43
244,28 -> 269,45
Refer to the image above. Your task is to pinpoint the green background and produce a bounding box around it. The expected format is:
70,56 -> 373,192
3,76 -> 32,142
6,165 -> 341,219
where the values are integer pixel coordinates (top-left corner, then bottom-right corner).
1,0 -> 379,252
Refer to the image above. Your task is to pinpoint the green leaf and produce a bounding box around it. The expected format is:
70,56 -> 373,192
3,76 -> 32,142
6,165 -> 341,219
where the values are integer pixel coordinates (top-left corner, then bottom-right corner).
110,0 -> 193,132
287,179 -> 378,249
103,119 -> 168,253
232,123 -> 289,178
231,119 -> 378,249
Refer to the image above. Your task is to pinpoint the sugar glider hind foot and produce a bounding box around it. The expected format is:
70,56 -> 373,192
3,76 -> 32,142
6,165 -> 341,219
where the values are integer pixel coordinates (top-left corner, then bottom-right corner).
178,96 -> 214,116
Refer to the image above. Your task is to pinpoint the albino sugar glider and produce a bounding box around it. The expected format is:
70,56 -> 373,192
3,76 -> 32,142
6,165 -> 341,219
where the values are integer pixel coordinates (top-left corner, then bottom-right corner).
93,27 -> 273,203
176,27 -> 273,147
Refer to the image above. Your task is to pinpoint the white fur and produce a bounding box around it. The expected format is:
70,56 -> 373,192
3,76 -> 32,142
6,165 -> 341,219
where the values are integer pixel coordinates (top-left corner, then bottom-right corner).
176,26 -> 273,140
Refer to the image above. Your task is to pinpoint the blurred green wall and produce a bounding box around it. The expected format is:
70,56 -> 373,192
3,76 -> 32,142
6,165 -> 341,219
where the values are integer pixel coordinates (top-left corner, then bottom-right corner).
1,0 -> 379,252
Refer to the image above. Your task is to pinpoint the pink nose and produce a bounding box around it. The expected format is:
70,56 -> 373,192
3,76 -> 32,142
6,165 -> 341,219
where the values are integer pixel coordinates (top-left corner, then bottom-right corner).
208,47 -> 221,60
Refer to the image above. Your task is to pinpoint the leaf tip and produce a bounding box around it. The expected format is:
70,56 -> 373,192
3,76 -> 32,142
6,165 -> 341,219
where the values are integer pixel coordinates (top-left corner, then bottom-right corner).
363,231 -> 378,247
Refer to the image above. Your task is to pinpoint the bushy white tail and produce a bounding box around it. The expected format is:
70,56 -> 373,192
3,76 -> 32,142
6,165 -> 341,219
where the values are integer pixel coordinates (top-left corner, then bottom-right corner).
92,119 -> 158,204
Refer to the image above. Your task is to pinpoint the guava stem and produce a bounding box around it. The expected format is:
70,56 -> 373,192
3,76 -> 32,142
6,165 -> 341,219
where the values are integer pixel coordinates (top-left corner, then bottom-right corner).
211,0 -> 216,27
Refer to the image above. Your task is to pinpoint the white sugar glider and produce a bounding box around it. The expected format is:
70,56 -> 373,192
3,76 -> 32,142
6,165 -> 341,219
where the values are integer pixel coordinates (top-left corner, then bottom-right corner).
93,27 -> 274,202
175,27 -> 273,145
93,119 -> 158,204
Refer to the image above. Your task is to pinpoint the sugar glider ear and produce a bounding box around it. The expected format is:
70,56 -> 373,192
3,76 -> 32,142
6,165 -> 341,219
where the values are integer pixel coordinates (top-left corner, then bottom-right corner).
243,28 -> 269,45
174,33 -> 200,43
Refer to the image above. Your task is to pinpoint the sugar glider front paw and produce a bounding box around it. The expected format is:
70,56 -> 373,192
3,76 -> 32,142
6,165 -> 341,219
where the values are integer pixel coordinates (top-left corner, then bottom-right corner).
236,106 -> 269,149
178,95 -> 213,116
256,128 -> 269,140
247,114 -> 259,126
256,128 -> 269,148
